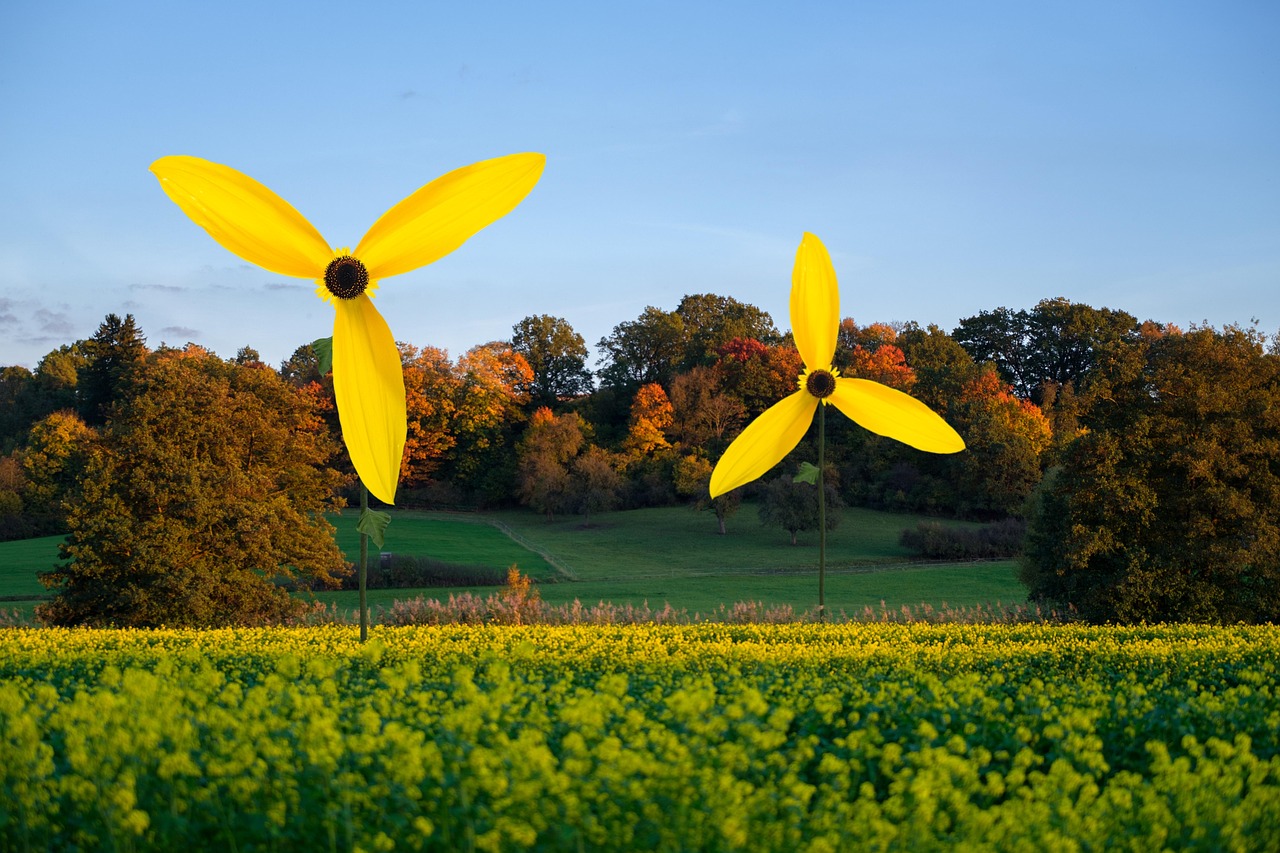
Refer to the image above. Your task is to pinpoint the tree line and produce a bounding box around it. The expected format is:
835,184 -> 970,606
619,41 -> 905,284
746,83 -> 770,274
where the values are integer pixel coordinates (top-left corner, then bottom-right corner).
2,294 -> 1278,625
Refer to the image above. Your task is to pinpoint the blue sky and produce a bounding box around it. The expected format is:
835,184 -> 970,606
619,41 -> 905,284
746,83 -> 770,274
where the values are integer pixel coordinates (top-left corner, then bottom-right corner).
2,0 -> 1277,371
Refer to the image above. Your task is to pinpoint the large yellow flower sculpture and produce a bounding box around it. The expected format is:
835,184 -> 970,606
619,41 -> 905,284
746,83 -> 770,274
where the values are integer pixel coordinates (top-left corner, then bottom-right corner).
710,232 -> 964,498
151,153 -> 545,505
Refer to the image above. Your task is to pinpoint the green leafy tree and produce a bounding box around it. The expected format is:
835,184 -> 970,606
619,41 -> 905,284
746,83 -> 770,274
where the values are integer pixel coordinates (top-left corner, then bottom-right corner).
20,409 -> 98,519
511,314 -> 594,407
953,298 -> 1137,403
0,344 -> 88,453
897,323 -> 982,413
234,345 -> 264,367
596,306 -> 686,391
676,293 -> 778,369
569,445 -> 621,523
758,471 -> 841,546
279,343 -> 325,386
1020,325 -> 1280,623
32,344 -> 86,416
38,349 -> 347,627
0,366 -> 36,453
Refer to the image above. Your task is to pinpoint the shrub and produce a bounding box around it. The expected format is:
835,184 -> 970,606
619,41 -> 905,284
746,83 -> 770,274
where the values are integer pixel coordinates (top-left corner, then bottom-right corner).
900,518 -> 1026,560
0,511 -> 63,542
342,554 -> 508,590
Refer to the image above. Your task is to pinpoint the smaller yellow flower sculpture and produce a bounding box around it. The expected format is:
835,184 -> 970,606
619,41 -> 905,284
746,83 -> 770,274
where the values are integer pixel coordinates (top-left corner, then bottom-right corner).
151,153 -> 545,505
710,232 -> 964,498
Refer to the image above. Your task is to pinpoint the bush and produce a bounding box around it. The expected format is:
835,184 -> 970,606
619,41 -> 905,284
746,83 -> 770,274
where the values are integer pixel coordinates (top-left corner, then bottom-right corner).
343,554 -> 508,590
0,512 -> 64,542
900,518 -> 1026,560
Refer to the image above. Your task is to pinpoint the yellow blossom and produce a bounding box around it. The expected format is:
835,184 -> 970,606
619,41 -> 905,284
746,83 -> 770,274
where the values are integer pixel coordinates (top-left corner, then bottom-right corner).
151,153 -> 545,503
710,233 -> 963,498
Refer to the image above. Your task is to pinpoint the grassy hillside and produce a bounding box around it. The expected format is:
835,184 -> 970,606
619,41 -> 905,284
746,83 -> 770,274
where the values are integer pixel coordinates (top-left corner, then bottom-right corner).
0,505 -> 1027,622
315,504 -> 1025,617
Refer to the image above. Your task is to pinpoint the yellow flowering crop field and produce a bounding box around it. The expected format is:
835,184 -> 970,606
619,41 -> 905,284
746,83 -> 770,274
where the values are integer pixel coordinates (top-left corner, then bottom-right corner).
2,623 -> 1278,851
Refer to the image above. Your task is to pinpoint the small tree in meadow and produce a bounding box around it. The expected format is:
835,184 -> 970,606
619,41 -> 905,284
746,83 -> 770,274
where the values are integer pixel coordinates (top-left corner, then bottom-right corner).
673,453 -> 741,534
570,446 -> 621,523
758,471 -> 841,546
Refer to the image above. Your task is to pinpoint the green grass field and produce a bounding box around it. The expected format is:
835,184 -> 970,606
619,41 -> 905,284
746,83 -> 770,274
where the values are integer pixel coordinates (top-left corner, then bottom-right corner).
0,534 -> 63,599
318,504 -> 1023,616
0,504 -> 1027,622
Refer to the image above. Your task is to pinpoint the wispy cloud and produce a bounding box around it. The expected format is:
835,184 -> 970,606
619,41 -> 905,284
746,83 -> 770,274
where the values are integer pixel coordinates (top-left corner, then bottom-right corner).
131,283 -> 187,293
160,325 -> 200,338
34,308 -> 74,336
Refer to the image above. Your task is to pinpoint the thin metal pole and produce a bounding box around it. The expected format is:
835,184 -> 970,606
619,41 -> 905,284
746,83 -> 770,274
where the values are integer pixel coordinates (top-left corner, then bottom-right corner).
359,484 -> 369,642
817,403 -> 826,622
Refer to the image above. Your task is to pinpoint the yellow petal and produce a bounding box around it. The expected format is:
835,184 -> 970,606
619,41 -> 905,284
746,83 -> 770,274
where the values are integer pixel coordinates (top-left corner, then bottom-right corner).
332,295 -> 407,504
829,378 -> 966,454
355,153 -> 546,280
789,232 -> 840,370
710,391 -> 817,497
150,156 -> 333,279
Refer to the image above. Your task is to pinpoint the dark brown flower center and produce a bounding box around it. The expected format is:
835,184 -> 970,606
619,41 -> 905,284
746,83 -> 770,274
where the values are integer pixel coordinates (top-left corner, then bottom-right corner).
805,369 -> 837,399
324,256 -> 369,300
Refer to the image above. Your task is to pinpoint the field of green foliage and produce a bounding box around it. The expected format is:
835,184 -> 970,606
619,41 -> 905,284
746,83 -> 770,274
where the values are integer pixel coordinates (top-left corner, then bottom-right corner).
2,623 -> 1277,851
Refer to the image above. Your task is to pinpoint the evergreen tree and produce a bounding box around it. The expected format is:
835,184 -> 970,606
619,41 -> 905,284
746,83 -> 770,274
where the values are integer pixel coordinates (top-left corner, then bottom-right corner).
77,313 -> 148,425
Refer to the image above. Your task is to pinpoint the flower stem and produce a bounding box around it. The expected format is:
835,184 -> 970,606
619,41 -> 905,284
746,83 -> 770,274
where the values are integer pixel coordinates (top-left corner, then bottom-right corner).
818,402 -> 826,622
359,484 -> 369,643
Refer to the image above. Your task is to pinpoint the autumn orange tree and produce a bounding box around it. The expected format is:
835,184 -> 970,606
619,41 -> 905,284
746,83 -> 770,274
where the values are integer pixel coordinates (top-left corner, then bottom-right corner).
949,368 -> 1053,517
622,383 -> 674,459
448,342 -> 533,503
516,407 -> 585,519
713,337 -> 802,419
398,344 -> 462,491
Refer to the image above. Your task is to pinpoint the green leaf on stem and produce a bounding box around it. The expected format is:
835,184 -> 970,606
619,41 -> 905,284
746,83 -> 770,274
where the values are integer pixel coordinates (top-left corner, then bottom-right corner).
793,461 -> 819,485
312,337 -> 334,376
357,507 -> 391,548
